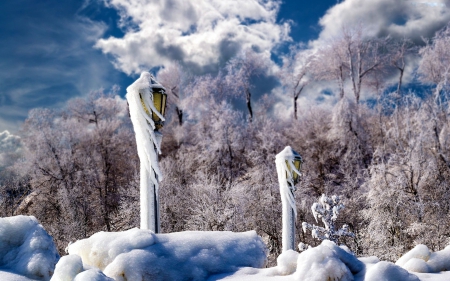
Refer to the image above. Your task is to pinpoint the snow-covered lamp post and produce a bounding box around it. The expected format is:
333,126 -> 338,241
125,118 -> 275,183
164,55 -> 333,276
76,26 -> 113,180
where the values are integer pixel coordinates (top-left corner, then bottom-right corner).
126,72 -> 167,233
275,146 -> 303,252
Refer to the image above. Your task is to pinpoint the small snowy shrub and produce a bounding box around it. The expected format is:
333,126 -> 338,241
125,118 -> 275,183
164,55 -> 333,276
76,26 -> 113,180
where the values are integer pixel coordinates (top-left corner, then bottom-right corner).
302,194 -> 354,245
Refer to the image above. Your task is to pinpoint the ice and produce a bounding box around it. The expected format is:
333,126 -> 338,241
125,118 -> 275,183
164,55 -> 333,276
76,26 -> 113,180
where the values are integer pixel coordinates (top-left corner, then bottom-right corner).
275,146 -> 302,252
126,71 -> 165,231
0,216 -> 59,281
60,229 -> 267,280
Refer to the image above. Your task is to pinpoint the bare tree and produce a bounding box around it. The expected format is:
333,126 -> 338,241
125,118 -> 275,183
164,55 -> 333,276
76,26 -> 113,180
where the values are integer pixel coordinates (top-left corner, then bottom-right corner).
314,26 -> 388,103
157,62 -> 189,126
389,38 -> 416,97
280,48 -> 315,119
226,49 -> 266,122
418,23 -> 450,97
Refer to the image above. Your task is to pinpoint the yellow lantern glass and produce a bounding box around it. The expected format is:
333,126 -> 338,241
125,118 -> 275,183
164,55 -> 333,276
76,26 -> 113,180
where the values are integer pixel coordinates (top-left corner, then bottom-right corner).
286,150 -> 303,185
139,86 -> 167,131
152,87 -> 167,131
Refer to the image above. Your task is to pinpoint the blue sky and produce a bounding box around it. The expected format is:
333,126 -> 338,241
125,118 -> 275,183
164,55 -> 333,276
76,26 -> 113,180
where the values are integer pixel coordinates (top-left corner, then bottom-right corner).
0,0 -> 449,135
0,0 -> 339,134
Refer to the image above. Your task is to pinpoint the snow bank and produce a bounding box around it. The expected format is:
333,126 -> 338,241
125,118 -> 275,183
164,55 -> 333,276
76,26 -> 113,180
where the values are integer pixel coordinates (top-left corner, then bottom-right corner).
396,244 -> 450,273
276,250 -> 299,275
0,216 -> 59,280
365,261 -> 420,281
60,229 -> 267,280
294,240 -> 364,281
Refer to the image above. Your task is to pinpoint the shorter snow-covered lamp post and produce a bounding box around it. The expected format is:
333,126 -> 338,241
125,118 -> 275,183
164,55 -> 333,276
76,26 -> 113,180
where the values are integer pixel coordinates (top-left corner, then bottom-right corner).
276,146 -> 303,252
126,72 -> 167,233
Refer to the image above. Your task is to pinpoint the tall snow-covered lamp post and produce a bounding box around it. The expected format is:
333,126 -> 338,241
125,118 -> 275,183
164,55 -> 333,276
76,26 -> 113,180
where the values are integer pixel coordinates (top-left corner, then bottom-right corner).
275,146 -> 303,252
126,72 -> 167,233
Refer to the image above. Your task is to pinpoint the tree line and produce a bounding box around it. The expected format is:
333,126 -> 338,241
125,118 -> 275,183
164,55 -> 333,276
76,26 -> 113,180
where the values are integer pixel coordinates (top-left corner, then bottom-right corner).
1,24 -> 450,265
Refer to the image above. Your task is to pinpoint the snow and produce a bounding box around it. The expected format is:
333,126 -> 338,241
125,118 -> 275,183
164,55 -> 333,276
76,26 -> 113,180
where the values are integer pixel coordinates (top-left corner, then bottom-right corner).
3,215 -> 450,281
396,244 -> 450,273
126,71 -> 165,231
364,261 -> 420,281
0,216 -> 59,281
58,228 -> 267,280
295,240 -> 364,281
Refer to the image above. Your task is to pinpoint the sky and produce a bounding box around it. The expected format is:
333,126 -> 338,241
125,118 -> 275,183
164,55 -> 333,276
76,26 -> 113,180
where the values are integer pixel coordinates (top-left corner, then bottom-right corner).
0,0 -> 449,138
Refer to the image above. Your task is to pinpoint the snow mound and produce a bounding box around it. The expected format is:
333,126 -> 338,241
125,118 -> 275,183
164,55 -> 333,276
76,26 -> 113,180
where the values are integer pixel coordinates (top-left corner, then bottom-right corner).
63,229 -> 267,281
396,244 -> 450,273
396,244 -> 431,267
427,245 -> 450,273
294,240 -> 364,281
67,228 -> 155,271
51,255 -> 83,281
365,261 -> 420,281
73,268 -> 113,281
276,250 -> 299,275
0,215 -> 59,280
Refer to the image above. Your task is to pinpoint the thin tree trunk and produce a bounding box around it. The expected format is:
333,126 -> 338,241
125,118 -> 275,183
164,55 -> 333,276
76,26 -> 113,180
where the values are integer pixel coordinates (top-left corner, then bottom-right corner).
176,106 -> 183,126
246,88 -> 253,122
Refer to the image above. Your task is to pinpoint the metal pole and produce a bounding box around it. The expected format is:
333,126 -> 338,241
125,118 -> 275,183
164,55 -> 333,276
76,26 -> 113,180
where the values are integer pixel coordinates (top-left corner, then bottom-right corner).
285,184 -> 296,251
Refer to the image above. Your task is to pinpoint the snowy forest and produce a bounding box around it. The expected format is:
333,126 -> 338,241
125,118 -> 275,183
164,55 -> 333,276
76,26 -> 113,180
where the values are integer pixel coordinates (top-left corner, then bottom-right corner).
1,23 -> 450,267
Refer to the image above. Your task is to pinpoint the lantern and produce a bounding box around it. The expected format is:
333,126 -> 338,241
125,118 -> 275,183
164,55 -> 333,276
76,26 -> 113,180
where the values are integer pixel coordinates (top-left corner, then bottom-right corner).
286,149 -> 302,185
139,78 -> 167,131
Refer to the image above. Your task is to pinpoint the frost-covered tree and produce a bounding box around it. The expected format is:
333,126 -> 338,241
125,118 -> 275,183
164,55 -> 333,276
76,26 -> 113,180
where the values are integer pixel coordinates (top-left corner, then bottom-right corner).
157,62 -> 190,126
279,48 -> 314,119
226,49 -> 266,122
302,194 -> 354,245
17,92 -> 137,253
418,23 -> 450,95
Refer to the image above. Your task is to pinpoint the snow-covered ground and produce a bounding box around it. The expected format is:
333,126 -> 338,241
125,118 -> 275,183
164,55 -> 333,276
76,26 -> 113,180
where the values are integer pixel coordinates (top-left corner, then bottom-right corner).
2,215 -> 450,281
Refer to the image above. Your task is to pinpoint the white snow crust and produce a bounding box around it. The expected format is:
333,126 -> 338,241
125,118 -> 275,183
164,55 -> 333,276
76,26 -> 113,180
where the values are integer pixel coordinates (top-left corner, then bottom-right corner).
58,229 -> 267,281
0,216 -> 59,281
2,215 -> 450,281
396,244 -> 450,273
365,261 -> 420,281
295,240 -> 364,281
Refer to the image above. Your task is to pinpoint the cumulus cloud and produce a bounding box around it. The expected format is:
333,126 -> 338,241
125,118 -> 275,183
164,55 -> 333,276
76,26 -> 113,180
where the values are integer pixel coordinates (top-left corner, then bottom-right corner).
280,0 -> 450,108
95,0 -> 291,75
315,0 -> 450,44
0,130 -> 21,168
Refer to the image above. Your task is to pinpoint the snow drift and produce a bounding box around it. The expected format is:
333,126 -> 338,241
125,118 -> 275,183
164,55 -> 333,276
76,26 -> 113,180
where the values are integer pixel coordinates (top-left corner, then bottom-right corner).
396,244 -> 450,273
56,228 -> 267,280
0,215 -> 59,280
295,240 -> 364,281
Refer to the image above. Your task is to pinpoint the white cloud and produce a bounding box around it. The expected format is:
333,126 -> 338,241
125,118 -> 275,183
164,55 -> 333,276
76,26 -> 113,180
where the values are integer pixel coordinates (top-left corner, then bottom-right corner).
96,0 -> 291,75
0,130 -> 21,167
315,0 -> 450,44
0,130 -> 20,153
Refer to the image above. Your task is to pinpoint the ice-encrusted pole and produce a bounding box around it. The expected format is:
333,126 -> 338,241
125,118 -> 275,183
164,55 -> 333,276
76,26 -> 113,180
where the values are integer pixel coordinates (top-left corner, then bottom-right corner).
276,146 -> 302,252
126,72 -> 166,232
